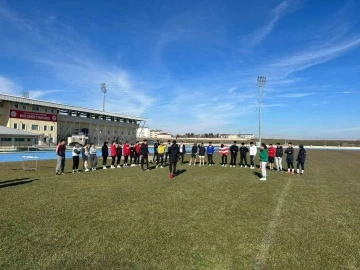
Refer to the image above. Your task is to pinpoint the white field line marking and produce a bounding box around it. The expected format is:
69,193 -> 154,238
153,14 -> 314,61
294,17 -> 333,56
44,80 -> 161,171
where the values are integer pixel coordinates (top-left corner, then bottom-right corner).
254,179 -> 292,270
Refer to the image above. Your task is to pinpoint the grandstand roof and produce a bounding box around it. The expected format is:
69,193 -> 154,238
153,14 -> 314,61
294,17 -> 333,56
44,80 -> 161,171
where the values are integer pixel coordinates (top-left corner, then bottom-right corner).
0,125 -> 37,136
0,93 -> 146,122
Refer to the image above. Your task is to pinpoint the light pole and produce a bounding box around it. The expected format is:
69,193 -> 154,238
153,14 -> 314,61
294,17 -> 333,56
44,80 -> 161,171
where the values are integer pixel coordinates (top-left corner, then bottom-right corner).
100,83 -> 107,111
98,130 -> 102,146
257,76 -> 266,145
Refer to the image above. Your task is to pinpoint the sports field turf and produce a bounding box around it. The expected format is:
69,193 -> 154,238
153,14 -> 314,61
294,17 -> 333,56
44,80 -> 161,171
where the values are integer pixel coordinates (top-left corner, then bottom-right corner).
0,150 -> 359,269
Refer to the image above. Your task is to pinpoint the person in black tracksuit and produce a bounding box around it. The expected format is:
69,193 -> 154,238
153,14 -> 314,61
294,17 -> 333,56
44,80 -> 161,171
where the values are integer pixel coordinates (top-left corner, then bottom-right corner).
229,141 -> 239,167
116,143 -> 123,168
275,143 -> 283,171
130,144 -> 135,165
168,140 -> 179,178
164,140 -> 171,164
101,142 -> 108,169
296,144 -> 306,175
285,142 -> 295,174
239,142 -> 249,167
198,143 -> 206,166
189,143 -> 198,165
140,140 -> 150,171
153,140 -> 159,163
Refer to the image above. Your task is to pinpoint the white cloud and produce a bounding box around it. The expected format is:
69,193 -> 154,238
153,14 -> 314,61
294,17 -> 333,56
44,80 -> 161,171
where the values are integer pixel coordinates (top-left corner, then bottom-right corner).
28,90 -> 62,100
272,38 -> 360,69
0,4 -> 155,118
248,1 -> 291,47
228,87 -> 237,93
340,90 -> 356,94
277,92 -> 315,98
0,76 -> 22,95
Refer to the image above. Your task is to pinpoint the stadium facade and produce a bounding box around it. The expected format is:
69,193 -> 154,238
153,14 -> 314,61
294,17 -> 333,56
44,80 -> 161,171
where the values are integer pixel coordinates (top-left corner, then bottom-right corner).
0,94 -> 146,146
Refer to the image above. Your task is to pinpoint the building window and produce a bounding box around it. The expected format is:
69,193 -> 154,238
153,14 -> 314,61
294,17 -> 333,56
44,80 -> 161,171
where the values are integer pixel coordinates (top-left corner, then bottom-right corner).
50,126 -> 54,131
27,138 -> 31,142
115,131 -> 117,134
32,105 -> 40,111
108,131 -> 110,135
14,103 -> 19,109
1,138 -> 11,142
31,124 -> 39,131
21,124 -> 27,130
44,125 -> 48,131
15,138 -> 25,142
22,105 -> 27,110
51,109 -> 55,113
44,108 -> 48,112
13,123 -> 18,129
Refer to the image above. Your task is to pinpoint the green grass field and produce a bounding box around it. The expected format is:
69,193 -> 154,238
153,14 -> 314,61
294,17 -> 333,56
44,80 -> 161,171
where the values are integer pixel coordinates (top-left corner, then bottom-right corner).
1,150 -> 360,270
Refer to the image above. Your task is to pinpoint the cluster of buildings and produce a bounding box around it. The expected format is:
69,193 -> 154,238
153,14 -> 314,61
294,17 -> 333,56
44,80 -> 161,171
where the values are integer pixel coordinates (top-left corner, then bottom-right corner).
136,127 -> 172,139
220,134 -> 255,139
136,128 -> 255,140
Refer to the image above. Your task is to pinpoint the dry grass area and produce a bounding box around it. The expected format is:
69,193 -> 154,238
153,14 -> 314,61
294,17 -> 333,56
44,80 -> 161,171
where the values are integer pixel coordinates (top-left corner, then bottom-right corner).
0,150 -> 359,269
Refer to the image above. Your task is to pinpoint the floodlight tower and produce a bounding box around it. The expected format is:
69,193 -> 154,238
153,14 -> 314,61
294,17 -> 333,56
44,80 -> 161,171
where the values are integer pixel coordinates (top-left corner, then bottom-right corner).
257,76 -> 266,145
100,83 -> 107,111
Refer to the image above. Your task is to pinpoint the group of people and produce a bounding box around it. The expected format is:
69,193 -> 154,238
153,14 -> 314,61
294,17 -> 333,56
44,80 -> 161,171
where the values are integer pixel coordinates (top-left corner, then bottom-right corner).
256,142 -> 307,181
55,139 -> 307,181
164,140 -> 306,181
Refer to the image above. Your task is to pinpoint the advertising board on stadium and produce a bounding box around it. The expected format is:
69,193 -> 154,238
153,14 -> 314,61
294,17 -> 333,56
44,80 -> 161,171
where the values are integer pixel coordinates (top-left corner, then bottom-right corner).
10,109 -> 58,122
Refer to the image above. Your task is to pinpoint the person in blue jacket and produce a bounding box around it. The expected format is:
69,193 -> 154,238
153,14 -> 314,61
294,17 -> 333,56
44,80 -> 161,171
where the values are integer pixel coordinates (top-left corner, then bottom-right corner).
207,142 -> 215,166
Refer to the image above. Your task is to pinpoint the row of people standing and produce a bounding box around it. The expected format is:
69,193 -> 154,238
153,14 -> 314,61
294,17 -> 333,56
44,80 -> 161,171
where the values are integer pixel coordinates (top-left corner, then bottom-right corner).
55,140 -> 150,174
78,141 -> 152,172
187,141 -> 257,167
56,139 -> 306,180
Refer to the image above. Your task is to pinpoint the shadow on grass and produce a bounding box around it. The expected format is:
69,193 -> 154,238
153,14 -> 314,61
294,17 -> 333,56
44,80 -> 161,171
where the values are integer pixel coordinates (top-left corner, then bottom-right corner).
0,178 -> 30,184
253,172 -> 262,179
176,169 -> 187,176
0,178 -> 39,189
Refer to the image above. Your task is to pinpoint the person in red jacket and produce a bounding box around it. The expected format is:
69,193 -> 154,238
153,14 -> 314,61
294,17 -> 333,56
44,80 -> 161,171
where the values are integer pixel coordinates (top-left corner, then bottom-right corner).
123,141 -> 130,167
110,141 -> 117,169
134,141 -> 141,166
268,143 -> 276,170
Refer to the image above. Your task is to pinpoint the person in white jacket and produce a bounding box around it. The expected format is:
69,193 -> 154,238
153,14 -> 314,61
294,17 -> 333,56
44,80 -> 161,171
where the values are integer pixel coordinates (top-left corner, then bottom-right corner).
249,142 -> 257,169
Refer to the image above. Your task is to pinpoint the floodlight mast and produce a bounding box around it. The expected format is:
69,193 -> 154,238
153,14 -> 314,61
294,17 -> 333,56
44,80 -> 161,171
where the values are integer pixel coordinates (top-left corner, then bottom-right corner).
100,83 -> 107,111
257,76 -> 266,145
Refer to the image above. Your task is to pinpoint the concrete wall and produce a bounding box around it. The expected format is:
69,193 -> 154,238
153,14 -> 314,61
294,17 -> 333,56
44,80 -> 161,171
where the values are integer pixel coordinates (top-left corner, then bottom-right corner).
0,136 -> 35,148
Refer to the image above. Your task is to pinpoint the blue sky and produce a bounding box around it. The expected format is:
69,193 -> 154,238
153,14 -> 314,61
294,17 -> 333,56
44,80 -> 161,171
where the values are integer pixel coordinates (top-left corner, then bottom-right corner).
0,0 -> 360,139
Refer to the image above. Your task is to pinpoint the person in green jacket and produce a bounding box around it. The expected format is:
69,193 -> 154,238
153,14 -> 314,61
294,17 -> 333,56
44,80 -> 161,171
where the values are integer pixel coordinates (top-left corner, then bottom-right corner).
259,143 -> 268,181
